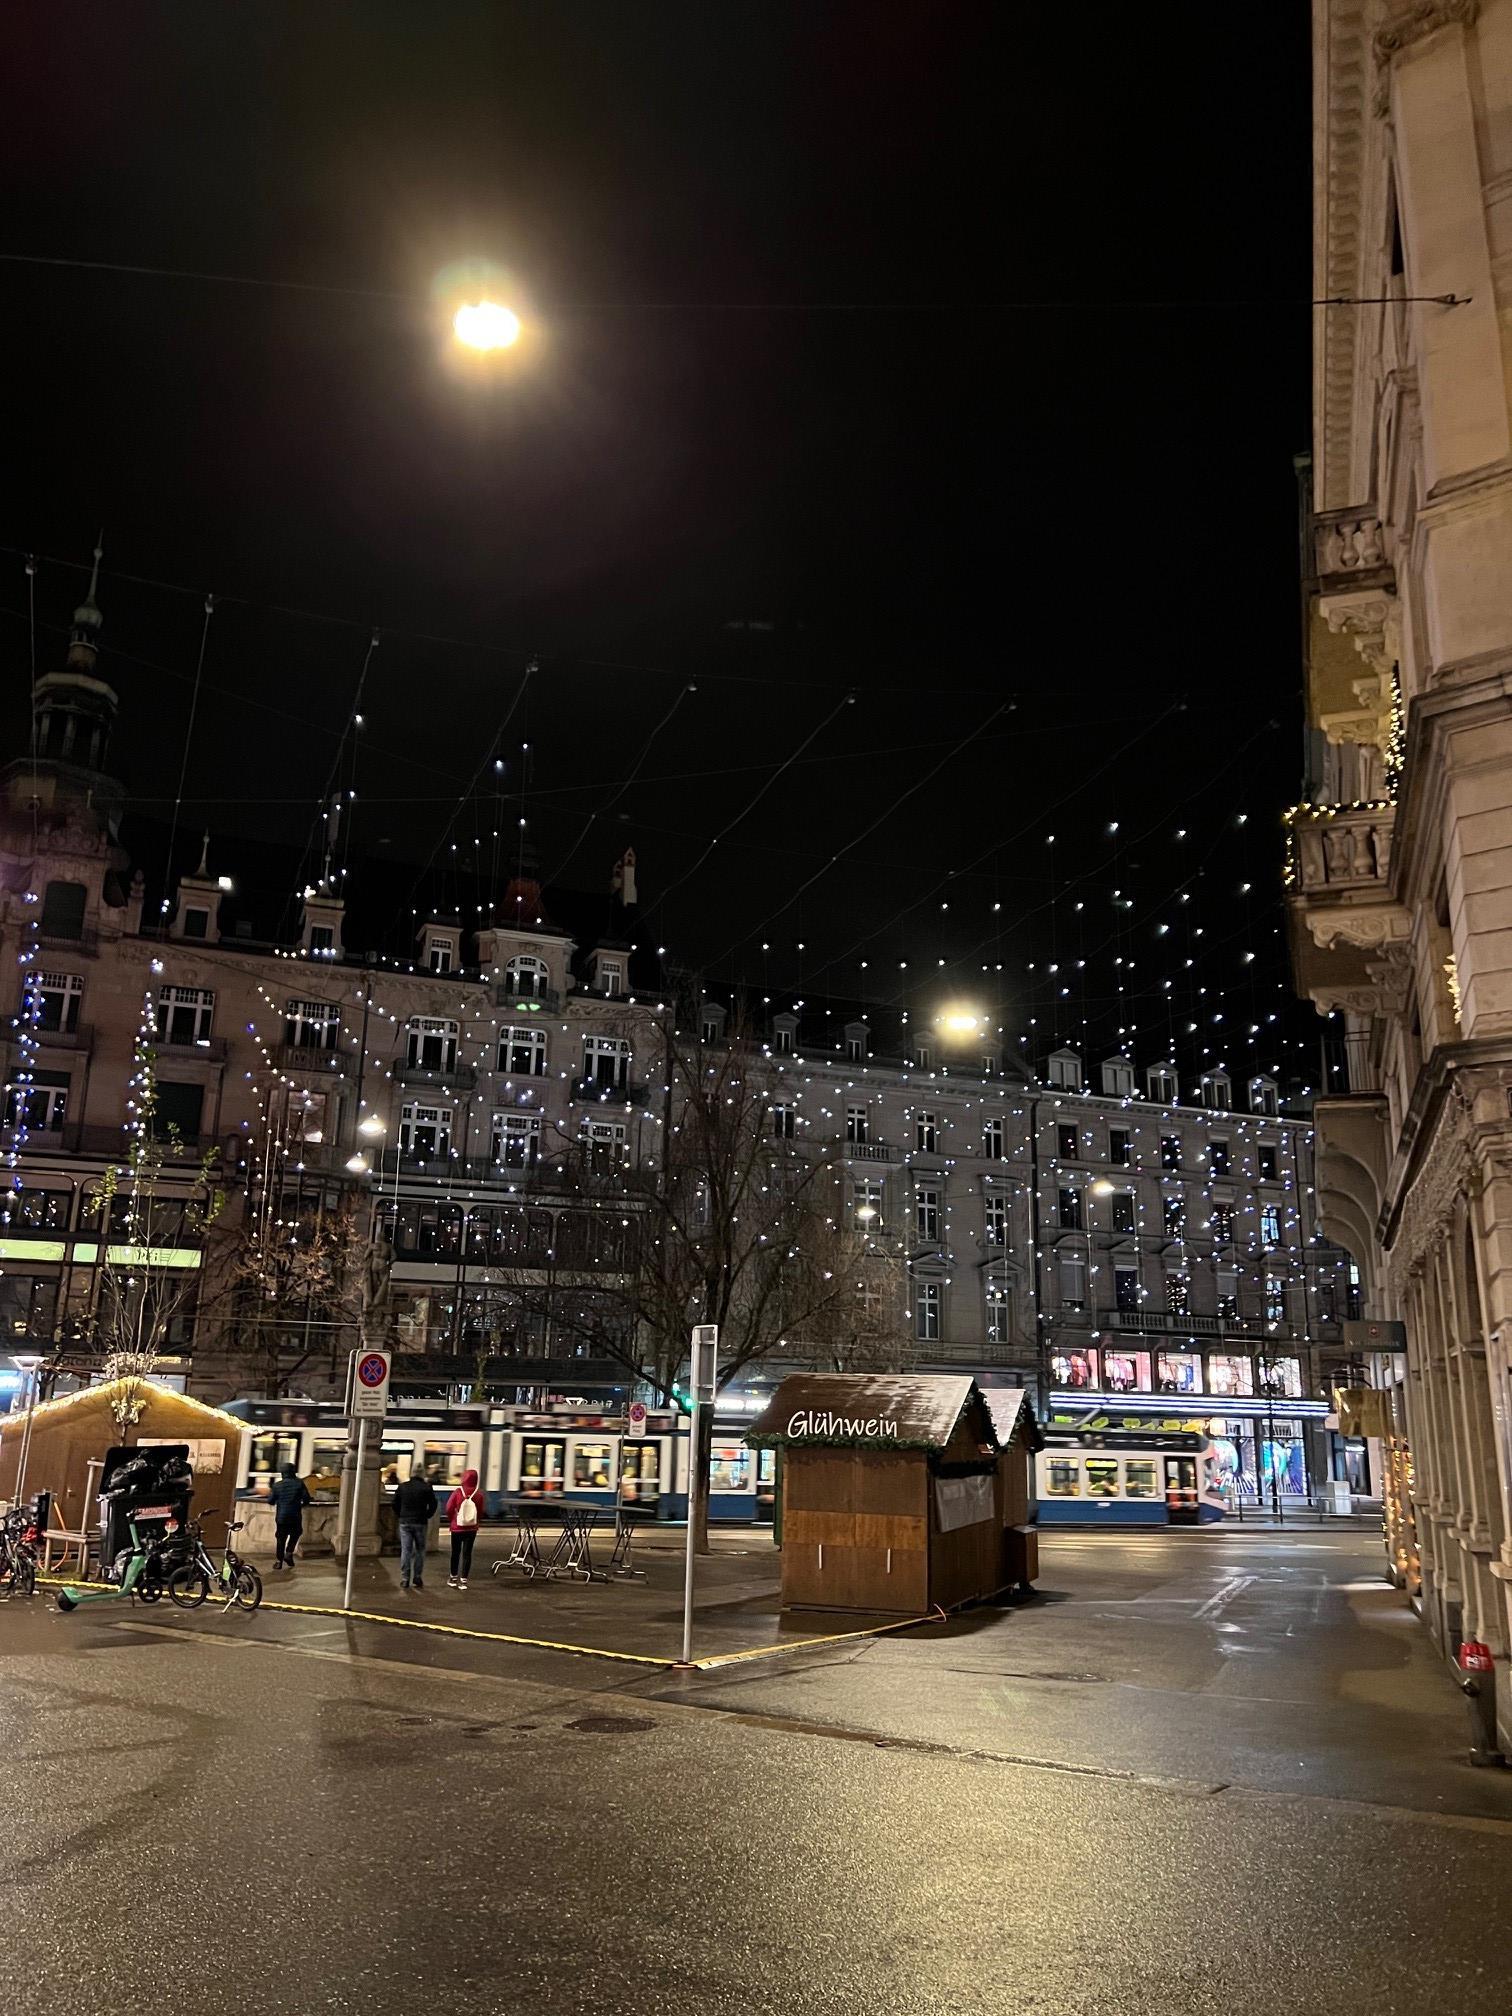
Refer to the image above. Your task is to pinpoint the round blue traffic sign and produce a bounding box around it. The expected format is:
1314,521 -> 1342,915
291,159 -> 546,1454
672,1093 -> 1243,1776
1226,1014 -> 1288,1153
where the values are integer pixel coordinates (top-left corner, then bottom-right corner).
356,1352 -> 388,1389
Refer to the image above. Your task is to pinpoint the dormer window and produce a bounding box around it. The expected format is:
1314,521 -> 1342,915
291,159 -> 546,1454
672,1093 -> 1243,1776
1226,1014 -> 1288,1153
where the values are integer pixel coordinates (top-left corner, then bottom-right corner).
1100,1056 -> 1135,1098
504,955 -> 550,1002
1047,1049 -> 1082,1091
773,1014 -> 797,1056
182,907 -> 210,941
1201,1071 -> 1232,1111
1248,1075 -> 1279,1116
594,956 -> 624,997
913,1039 -> 932,1069
843,1021 -> 869,1063
1147,1064 -> 1177,1104
429,942 -> 453,975
309,925 -> 335,956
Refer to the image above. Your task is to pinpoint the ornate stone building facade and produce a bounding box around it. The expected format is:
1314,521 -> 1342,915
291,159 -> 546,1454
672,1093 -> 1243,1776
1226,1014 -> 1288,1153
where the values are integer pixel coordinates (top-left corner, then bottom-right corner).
1290,0 -> 1512,1734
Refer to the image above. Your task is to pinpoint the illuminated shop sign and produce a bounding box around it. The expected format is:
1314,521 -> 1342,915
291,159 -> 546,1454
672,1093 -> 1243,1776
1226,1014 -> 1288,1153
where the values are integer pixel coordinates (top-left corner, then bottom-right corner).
786,1412 -> 900,1441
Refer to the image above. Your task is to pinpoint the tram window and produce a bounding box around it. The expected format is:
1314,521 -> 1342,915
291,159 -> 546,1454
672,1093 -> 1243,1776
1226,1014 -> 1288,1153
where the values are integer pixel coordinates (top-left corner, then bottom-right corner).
309,1439 -> 346,1500
756,1449 -> 776,1508
572,1441 -> 615,1488
380,1442 -> 416,1487
1085,1457 -> 1119,1498
1045,1457 -> 1081,1497
249,1433 -> 299,1485
710,1442 -> 751,1492
423,1439 -> 470,1486
620,1444 -> 661,1501
1124,1459 -> 1159,1500
520,1437 -> 565,1493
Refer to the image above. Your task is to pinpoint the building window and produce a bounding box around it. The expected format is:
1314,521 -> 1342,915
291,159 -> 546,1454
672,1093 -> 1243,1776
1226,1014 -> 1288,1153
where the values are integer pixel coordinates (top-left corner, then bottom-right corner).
400,1102 -> 453,1158
701,1016 -> 720,1045
1147,1065 -> 1176,1104
428,940 -> 454,975
1114,1266 -> 1140,1314
1057,1124 -> 1078,1160
503,955 -> 550,1001
1102,1057 -> 1135,1097
982,1117 -> 1004,1160
1346,1259 -> 1362,1321
1048,1051 -> 1082,1090
40,881 -> 87,939
1208,1354 -> 1254,1398
500,1024 -> 547,1077
157,985 -> 215,1046
1216,1270 -> 1238,1320
1210,1138 -> 1230,1175
1165,1273 -> 1190,1315
846,1035 -> 864,1062
582,1035 -> 631,1091
1211,1203 -> 1234,1245
1111,1191 -> 1136,1234
285,1000 -> 340,1051
34,972 -> 83,1034
595,959 -> 623,996
1156,1350 -> 1200,1394
1160,1135 -> 1181,1171
914,1281 -> 942,1341
583,1118 -> 628,1168
182,906 -> 210,941
1257,1143 -> 1278,1181
773,1019 -> 796,1055
1249,1077 -> 1279,1117
1201,1073 -> 1231,1111
915,1185 -> 941,1244
771,1102 -> 795,1140
1058,1184 -> 1083,1230
1265,1276 -> 1286,1326
1162,1194 -> 1185,1236
916,1110 -> 938,1154
845,1104 -> 869,1146
1109,1126 -> 1131,1167
406,1017 -> 458,1072
1058,1253 -> 1087,1309
853,1178 -> 885,1229
309,924 -> 335,955
4,1069 -> 69,1133
491,1113 -> 541,1169
151,1081 -> 203,1142
1258,1356 -> 1302,1399
1261,1204 -> 1282,1247
913,1040 -> 932,1069
985,1276 -> 1011,1345
984,1193 -> 1007,1247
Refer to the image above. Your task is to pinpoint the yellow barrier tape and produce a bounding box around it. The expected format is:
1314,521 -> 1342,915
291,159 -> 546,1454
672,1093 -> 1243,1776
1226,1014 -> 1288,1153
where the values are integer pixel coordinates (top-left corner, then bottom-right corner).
691,1612 -> 936,1669
37,1575 -> 928,1671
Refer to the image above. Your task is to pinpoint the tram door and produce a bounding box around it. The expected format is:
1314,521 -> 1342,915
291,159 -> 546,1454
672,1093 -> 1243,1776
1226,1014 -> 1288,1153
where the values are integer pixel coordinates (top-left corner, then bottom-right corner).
1163,1454 -> 1199,1524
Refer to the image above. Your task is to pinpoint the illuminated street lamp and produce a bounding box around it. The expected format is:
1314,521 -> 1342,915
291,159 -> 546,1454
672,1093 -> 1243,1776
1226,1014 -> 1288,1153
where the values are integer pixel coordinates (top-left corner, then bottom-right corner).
452,300 -> 522,351
357,1113 -> 387,1140
11,1353 -> 44,1509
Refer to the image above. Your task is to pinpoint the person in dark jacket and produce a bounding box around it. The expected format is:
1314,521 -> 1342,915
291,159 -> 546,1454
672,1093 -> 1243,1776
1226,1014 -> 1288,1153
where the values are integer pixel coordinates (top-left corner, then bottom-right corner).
393,1468 -> 438,1591
268,1464 -> 312,1570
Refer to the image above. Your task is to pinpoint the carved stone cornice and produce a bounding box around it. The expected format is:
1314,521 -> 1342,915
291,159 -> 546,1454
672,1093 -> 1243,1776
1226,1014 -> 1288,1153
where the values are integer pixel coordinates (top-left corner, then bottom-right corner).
1314,1 -> 1377,510
1375,0 -> 1478,62
1319,593 -> 1402,689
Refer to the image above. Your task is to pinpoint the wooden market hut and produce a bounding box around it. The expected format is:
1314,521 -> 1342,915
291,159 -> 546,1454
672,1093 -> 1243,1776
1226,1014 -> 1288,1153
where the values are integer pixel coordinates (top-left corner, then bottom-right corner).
983,1385 -> 1044,1593
0,1380 -> 244,1550
746,1372 -> 1040,1615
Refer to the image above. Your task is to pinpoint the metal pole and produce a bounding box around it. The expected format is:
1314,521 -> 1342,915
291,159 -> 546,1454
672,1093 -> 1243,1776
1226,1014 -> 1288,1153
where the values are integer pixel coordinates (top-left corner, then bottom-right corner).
343,1414 -> 368,1610
678,1398 -> 699,1667
13,1367 -> 39,1509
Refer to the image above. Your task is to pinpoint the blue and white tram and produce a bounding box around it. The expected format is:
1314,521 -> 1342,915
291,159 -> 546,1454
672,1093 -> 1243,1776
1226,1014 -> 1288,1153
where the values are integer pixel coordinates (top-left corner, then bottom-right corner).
222,1399 -> 776,1523
1035,1426 -> 1228,1525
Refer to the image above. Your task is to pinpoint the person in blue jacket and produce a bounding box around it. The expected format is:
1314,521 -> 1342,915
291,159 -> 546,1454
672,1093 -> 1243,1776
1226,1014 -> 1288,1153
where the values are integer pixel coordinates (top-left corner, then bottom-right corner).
268,1463 -> 312,1570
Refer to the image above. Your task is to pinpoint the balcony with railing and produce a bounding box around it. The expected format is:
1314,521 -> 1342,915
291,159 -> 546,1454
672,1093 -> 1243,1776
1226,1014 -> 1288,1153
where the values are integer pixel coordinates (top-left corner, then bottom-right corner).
393,1056 -> 478,1091
1097,1307 -> 1299,1343
569,1076 -> 649,1107
843,1137 -> 898,1163
493,984 -> 561,1015
278,1040 -> 346,1075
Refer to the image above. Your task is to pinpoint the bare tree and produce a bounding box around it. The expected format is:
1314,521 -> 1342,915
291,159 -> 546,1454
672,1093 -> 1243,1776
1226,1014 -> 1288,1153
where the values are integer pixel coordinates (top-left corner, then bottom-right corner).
91,1023 -> 225,1431
217,1189 -> 384,1395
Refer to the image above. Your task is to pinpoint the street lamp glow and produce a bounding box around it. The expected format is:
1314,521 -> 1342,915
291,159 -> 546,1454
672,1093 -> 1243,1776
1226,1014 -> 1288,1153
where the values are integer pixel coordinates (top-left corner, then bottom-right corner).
453,300 -> 521,351
936,1005 -> 984,1040
345,1152 -> 371,1176
357,1113 -> 387,1140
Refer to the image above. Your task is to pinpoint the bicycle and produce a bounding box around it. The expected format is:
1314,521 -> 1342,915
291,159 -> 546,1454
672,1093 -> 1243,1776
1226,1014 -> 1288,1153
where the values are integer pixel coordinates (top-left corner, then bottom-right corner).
57,1513 -> 168,1610
161,1514 -> 263,1614
0,1507 -> 39,1600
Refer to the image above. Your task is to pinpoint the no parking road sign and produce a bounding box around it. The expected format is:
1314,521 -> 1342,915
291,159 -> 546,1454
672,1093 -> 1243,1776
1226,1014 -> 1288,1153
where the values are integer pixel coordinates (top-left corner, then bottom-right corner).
348,1348 -> 391,1421
627,1400 -> 648,1440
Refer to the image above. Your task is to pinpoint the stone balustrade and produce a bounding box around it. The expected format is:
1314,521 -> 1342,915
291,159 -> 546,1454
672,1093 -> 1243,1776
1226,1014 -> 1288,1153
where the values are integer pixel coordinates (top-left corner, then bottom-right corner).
1289,803 -> 1394,895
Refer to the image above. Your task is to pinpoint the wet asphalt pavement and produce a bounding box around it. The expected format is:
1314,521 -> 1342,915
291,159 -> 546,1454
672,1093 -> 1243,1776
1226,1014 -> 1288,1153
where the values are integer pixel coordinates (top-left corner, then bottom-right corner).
3,1528 -> 1510,2014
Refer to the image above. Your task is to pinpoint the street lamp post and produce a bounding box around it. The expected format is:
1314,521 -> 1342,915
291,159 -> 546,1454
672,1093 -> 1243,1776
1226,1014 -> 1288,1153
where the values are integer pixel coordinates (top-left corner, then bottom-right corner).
11,1353 -> 45,1510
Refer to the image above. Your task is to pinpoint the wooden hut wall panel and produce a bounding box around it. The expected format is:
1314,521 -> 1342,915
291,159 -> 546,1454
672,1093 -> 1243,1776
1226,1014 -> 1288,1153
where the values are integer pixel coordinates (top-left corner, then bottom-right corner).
779,1451 -> 929,1613
0,1384 -> 241,1536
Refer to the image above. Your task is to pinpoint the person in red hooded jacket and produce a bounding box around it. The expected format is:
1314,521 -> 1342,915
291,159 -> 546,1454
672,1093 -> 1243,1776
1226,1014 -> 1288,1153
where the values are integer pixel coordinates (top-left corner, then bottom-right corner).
444,1467 -> 484,1589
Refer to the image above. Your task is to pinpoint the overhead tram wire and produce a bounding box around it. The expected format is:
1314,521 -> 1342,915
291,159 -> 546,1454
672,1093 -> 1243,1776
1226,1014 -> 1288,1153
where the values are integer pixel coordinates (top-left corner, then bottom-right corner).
541,682 -> 697,892
160,590 -> 216,920
636,690 -> 859,935
401,658 -> 537,925
709,699 -> 1012,979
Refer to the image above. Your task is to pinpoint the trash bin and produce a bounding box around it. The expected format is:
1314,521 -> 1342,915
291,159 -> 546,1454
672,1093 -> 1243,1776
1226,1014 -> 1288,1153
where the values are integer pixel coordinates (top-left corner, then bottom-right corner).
98,1443 -> 193,1575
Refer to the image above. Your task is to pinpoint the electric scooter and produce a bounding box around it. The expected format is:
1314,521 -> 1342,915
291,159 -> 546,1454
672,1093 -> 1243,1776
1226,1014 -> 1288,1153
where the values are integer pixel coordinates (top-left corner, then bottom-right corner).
55,1509 -> 176,1611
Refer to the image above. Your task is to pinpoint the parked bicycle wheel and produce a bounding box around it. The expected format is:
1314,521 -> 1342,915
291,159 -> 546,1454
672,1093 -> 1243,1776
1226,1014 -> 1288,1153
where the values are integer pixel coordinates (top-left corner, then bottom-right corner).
230,1563 -> 263,1613
2,1551 -> 36,1599
167,1563 -> 211,1608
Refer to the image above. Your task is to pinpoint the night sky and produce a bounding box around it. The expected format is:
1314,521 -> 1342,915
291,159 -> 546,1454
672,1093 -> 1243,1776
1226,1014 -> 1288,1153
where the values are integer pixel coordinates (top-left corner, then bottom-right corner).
2,4 -> 1320,1086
